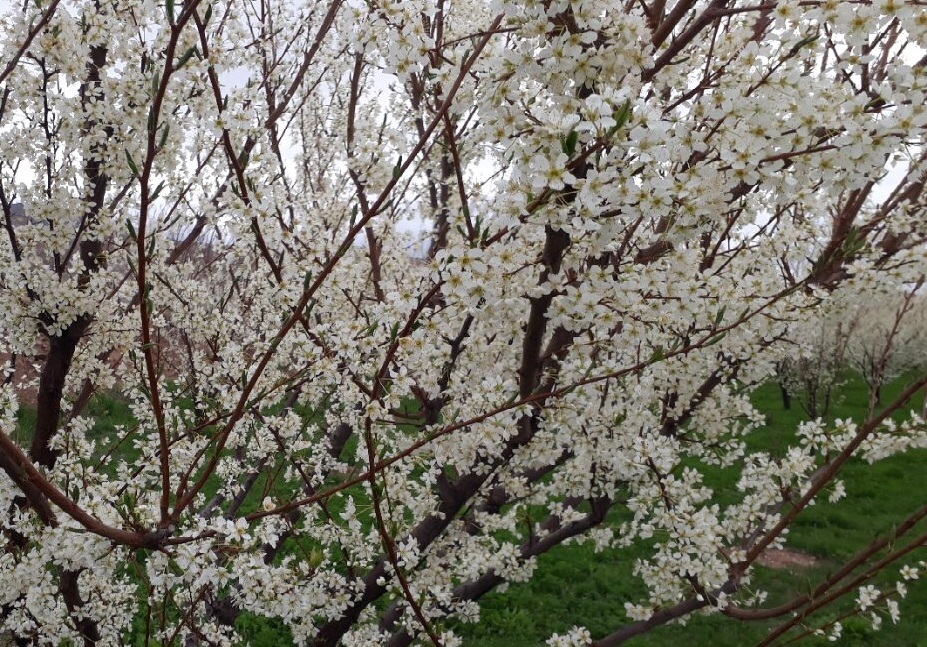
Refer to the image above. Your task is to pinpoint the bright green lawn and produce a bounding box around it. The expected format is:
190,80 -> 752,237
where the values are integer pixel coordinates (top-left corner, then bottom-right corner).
12,373 -> 927,646
460,374 -> 927,646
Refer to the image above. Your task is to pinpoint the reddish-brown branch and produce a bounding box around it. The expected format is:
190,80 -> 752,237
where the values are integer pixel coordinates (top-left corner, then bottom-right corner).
169,15 -> 504,521
726,501 -> 927,622
650,0 -> 697,49
134,0 -> 204,526
178,281 -> 808,535
741,376 -> 927,568
755,528 -> 927,646
364,417 -> 444,647
0,0 -> 63,86
0,429 -> 164,547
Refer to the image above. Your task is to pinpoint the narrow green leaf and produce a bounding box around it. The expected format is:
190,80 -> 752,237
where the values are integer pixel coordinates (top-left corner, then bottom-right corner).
149,181 -> 165,200
612,99 -> 632,132
125,150 -> 139,177
561,130 -> 579,156
788,33 -> 819,57
175,46 -> 197,69
649,345 -> 665,362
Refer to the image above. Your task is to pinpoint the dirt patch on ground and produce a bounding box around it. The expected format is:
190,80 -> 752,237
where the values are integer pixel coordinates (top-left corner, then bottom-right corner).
756,548 -> 818,570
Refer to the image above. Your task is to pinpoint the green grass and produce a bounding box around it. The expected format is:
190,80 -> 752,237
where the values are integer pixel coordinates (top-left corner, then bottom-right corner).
11,373 -> 927,646
459,374 -> 927,646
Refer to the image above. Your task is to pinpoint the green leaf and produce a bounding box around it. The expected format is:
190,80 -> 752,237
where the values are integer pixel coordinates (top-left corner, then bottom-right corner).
150,181 -> 165,200
610,99 -> 632,134
175,46 -> 197,70
126,220 -> 137,241
787,32 -> 819,57
165,0 -> 175,23
841,226 -> 866,256
714,305 -> 727,326
392,156 -> 403,180
158,123 -> 170,149
561,130 -> 579,157
125,150 -> 139,177
203,4 -> 212,24
649,345 -> 665,362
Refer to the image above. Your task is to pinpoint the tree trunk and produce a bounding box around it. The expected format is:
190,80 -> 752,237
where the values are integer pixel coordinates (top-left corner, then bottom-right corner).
778,382 -> 791,410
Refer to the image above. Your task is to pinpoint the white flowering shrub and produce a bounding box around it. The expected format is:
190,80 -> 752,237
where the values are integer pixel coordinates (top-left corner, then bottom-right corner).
0,0 -> 926,645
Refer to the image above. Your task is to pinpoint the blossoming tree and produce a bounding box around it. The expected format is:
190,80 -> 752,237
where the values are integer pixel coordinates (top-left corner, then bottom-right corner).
0,0 -> 926,645
843,286 -> 927,411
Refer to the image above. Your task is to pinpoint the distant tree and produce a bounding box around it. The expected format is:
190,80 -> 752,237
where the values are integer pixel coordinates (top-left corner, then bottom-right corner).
0,1 -> 926,646
844,284 -> 927,413
776,312 -> 856,419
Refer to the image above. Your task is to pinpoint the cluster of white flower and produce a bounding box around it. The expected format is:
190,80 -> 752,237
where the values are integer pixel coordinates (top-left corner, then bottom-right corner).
0,0 -> 925,644
546,625 -> 592,647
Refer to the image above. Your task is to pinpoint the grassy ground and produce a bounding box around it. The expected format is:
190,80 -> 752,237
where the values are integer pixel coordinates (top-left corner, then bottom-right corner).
459,374 -> 927,646
12,373 -> 927,646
